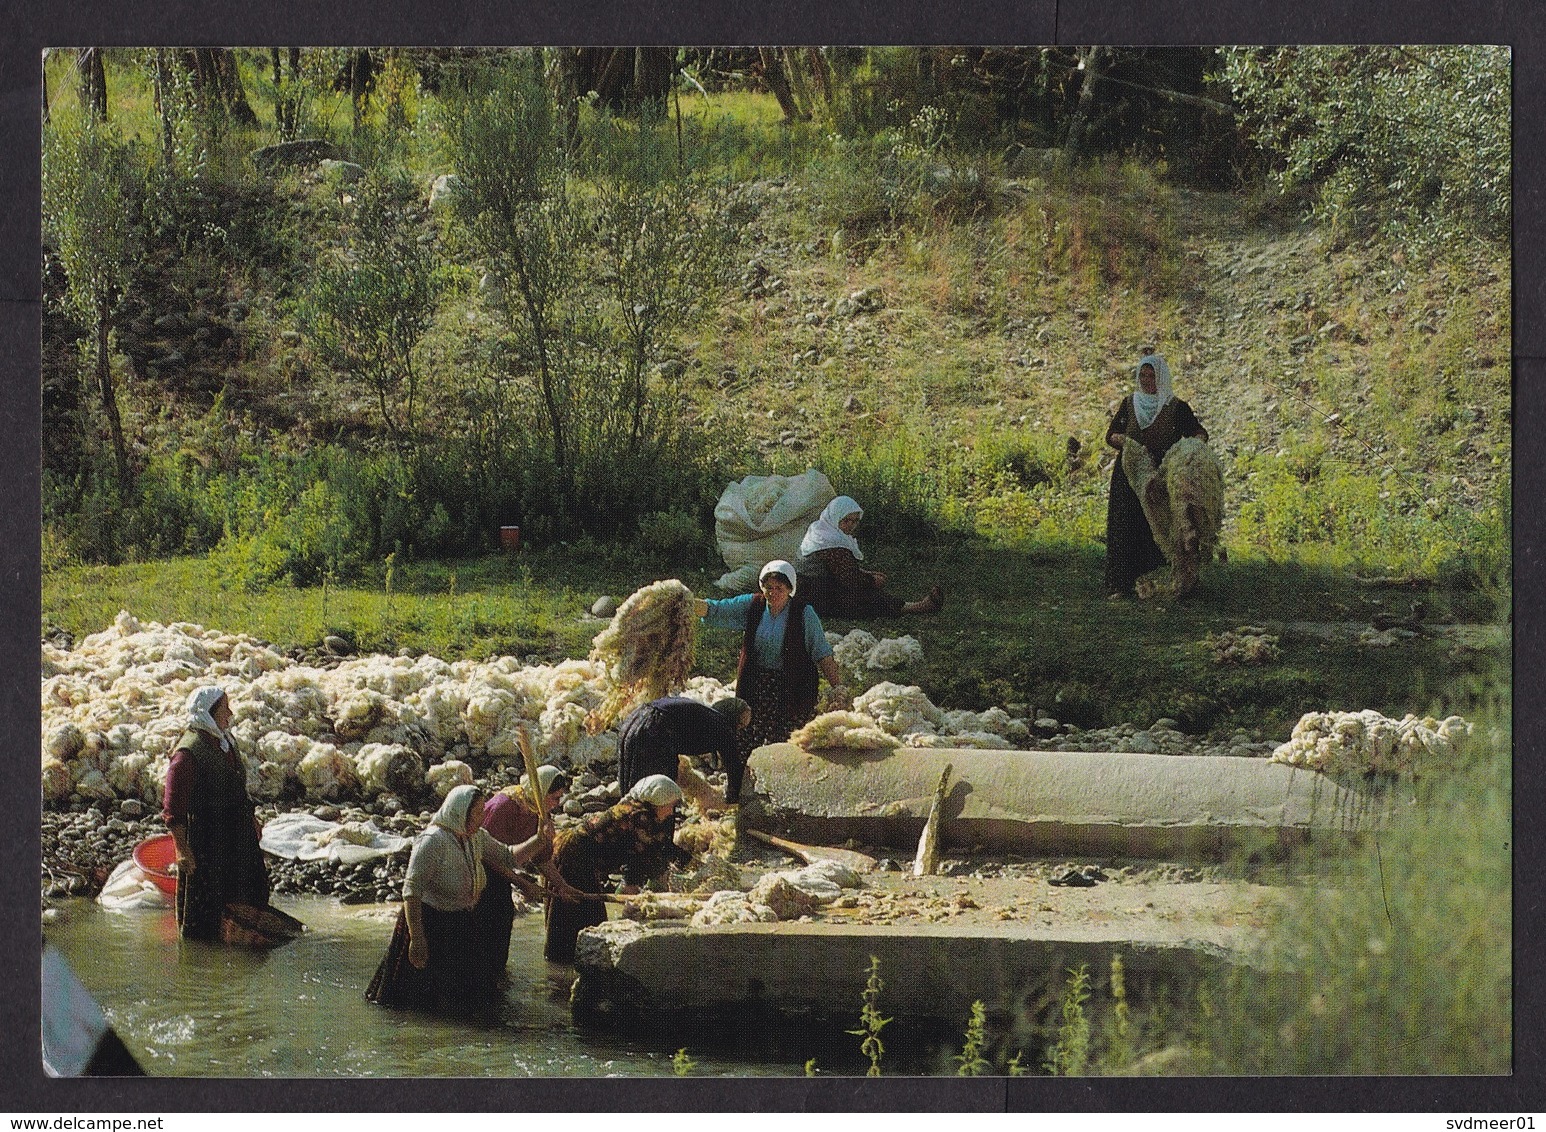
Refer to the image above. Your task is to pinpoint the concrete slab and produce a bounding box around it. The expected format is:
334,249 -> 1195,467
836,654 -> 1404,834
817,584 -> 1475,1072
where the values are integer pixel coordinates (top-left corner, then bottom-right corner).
571,880 -> 1258,1029
741,743 -> 1384,859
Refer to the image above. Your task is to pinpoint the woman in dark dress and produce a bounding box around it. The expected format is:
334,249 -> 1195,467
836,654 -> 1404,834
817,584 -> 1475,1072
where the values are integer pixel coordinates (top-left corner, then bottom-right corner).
795,496 -> 942,619
1104,353 -> 1209,598
161,686 -> 271,941
544,775 -> 688,964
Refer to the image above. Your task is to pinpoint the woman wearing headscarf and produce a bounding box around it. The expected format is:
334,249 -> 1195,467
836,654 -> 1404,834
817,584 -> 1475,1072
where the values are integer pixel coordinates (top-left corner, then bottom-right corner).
795,496 -> 943,619
366,785 -> 552,1009
476,766 -> 577,986
1103,353 -> 1209,598
694,560 -> 848,785
544,774 -> 689,964
161,686 -> 271,941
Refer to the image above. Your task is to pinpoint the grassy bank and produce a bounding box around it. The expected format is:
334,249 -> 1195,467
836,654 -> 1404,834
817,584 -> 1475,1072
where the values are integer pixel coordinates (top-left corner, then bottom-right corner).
44,532 -> 1507,738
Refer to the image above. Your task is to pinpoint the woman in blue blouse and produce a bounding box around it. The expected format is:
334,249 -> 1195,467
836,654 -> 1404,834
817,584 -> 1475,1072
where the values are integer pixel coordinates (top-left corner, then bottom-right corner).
695,560 -> 848,800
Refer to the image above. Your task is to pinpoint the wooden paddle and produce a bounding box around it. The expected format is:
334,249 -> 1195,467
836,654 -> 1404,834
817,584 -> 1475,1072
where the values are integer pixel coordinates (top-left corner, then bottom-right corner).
744,828 -> 878,873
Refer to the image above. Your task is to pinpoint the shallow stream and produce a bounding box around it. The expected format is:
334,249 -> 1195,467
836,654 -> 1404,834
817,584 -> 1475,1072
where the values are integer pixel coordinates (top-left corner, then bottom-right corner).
44,896 -> 841,1078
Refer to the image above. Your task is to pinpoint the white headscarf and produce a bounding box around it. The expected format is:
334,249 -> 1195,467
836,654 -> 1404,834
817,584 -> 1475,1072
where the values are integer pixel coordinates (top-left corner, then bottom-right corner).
1131,354 -> 1175,430
429,784 -> 485,902
185,685 -> 232,752
759,559 -> 798,595
625,774 -> 683,807
432,784 -> 483,837
519,765 -> 566,798
799,496 -> 865,560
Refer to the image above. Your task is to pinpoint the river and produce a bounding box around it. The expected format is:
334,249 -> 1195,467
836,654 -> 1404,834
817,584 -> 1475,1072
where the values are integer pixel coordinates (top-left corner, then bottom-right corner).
43,896 -> 851,1078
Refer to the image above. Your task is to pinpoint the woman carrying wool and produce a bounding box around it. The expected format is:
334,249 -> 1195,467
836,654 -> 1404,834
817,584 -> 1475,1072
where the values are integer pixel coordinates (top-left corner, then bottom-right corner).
695,560 -> 849,779
544,775 -> 690,964
161,686 -> 272,941
1104,353 -> 1209,598
367,784 -> 553,1010
795,496 -> 943,619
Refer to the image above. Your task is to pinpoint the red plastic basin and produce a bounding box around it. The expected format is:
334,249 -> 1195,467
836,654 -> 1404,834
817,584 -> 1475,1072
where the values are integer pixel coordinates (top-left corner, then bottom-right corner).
133,834 -> 179,895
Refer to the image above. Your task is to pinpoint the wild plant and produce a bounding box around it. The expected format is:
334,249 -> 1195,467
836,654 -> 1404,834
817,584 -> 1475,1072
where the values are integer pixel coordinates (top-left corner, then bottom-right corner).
847,955 -> 893,1077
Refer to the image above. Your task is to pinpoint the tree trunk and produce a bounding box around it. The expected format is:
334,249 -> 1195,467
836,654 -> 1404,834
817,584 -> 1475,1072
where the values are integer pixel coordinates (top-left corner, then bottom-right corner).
76,49 -> 107,122
1059,45 -> 1110,170
758,48 -> 802,122
211,49 -> 257,125
551,47 -> 581,148
781,47 -> 814,119
94,307 -> 131,500
806,47 -> 833,102
41,50 -> 51,125
350,49 -> 375,132
153,49 -> 177,166
632,47 -> 672,106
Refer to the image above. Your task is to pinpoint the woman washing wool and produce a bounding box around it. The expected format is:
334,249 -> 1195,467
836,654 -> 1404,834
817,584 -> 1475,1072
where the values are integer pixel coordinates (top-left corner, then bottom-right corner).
795,496 -> 943,619
1104,353 -> 1209,599
476,766 -> 579,987
367,785 -> 552,1010
695,560 -> 849,781
161,686 -> 273,942
544,775 -> 690,964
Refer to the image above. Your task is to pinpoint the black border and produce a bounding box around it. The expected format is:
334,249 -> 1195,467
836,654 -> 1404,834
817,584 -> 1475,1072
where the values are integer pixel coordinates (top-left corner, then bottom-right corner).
4,0 -> 1539,1114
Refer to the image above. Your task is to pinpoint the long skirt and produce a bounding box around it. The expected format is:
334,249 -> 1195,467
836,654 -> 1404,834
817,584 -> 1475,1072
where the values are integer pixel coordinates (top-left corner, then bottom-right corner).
366,903 -> 488,1009
474,875 -> 515,988
798,572 -> 906,620
176,815 -> 270,942
543,889 -> 606,965
1104,462 -> 1167,596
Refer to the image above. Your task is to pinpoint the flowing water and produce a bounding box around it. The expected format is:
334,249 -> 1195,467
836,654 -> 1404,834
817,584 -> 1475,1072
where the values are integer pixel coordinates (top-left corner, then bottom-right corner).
43,896 -> 825,1078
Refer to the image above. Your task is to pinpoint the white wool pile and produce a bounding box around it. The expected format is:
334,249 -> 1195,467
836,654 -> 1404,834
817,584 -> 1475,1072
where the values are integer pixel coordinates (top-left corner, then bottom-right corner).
790,710 -> 903,752
587,579 -> 698,731
853,682 -> 945,739
906,731 -> 1017,750
425,759 -> 474,796
1271,710 -> 1473,776
827,629 -> 924,675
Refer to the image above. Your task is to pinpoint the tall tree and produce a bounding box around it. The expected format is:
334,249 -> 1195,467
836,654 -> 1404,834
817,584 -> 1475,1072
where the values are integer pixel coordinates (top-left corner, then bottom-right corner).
75,49 -> 107,122
42,120 -> 139,499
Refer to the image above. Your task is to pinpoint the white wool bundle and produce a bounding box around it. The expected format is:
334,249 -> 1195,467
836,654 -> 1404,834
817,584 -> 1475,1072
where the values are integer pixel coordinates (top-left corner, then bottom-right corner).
296,744 -> 355,798
690,890 -> 779,927
1123,435 -> 1224,573
256,731 -> 314,768
906,731 -> 1016,750
829,629 -> 879,672
45,722 -> 86,761
248,761 -> 289,800
73,768 -> 116,801
853,682 -> 945,737
425,759 -> 474,796
865,635 -> 924,670
587,579 -> 698,731
331,689 -> 388,741
1271,709 -> 1472,776
1206,628 -> 1281,664
104,752 -> 154,800
790,710 -> 903,752
352,743 -> 423,794
462,685 -> 525,749
43,757 -> 72,802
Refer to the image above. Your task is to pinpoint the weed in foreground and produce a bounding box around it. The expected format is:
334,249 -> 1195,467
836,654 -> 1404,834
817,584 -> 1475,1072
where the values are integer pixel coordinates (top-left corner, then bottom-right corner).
955,1000 -> 993,1076
847,955 -> 893,1077
1043,963 -> 1092,1076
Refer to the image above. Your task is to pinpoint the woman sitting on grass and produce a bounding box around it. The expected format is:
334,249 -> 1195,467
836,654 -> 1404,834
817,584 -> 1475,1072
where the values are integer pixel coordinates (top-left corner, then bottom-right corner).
795,496 -> 943,619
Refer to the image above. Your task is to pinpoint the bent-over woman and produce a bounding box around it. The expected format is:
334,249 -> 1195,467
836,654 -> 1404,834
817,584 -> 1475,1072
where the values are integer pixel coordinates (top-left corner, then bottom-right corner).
1104,353 -> 1209,598
161,686 -> 271,941
695,560 -> 848,782
544,775 -> 688,964
367,785 -> 551,1010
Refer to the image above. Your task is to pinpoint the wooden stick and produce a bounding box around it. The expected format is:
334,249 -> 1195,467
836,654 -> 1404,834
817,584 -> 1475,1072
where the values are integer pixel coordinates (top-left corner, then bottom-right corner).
515,722 -> 547,824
